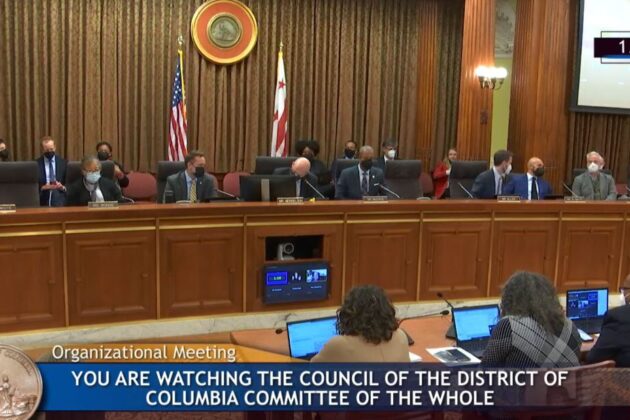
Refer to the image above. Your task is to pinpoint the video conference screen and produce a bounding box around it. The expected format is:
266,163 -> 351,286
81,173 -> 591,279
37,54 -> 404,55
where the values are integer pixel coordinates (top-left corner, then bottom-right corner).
572,0 -> 630,113
263,261 -> 329,304
566,289 -> 608,319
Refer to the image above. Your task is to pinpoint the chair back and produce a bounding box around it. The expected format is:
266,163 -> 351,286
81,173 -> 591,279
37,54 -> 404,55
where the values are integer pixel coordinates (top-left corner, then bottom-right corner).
333,159 -> 359,181
223,171 -> 250,197
449,160 -> 488,198
384,160 -> 423,199
66,160 -> 115,186
419,172 -> 434,197
254,157 -> 296,175
156,161 -> 185,202
122,172 -> 157,202
0,161 -> 40,207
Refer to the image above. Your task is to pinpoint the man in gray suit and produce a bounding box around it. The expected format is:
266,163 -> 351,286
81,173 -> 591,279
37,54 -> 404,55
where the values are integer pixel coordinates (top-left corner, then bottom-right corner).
335,145 -> 384,199
571,151 -> 617,200
163,150 -> 217,203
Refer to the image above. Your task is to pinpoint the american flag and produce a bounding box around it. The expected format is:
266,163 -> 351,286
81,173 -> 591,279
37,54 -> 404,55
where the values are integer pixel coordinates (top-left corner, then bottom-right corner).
271,44 -> 288,157
168,52 -> 188,161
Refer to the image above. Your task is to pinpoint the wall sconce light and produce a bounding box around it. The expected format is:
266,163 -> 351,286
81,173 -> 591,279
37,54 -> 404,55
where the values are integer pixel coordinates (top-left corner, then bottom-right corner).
475,66 -> 508,90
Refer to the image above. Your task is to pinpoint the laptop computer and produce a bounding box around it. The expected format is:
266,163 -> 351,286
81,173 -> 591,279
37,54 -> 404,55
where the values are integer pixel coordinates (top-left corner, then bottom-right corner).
566,288 -> 609,334
452,305 -> 500,358
286,316 -> 338,360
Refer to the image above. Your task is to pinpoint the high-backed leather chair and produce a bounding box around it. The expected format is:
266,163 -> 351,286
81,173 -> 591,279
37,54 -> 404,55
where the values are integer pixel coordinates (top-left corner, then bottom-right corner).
156,161 -> 185,202
0,161 -> 40,207
449,160 -> 488,198
254,157 -> 296,175
384,160 -> 423,199
332,159 -> 359,181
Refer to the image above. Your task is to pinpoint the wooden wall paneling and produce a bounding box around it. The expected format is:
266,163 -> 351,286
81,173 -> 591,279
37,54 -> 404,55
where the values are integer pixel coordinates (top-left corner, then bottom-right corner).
159,226 -> 244,318
490,218 -> 559,295
508,0 -> 574,191
456,0 -> 495,160
420,218 -> 492,299
620,217 -> 630,290
66,227 -> 157,325
557,218 -> 624,292
0,233 -> 65,331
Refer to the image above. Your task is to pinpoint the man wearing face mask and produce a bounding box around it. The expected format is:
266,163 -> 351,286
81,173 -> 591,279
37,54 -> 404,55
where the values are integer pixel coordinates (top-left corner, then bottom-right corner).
503,157 -> 552,200
0,139 -> 10,162
162,150 -> 217,203
36,136 -> 67,207
471,149 -> 513,199
587,274 -> 630,367
96,141 -> 129,189
374,138 -> 398,171
273,157 -> 320,199
571,151 -> 617,200
335,145 -> 384,199
341,140 -> 357,160
66,155 -> 123,206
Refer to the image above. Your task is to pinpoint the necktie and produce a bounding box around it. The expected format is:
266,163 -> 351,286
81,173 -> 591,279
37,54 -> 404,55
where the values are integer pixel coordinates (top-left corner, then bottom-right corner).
48,158 -> 56,183
497,176 -> 503,195
531,177 -> 539,200
361,172 -> 369,195
190,179 -> 197,202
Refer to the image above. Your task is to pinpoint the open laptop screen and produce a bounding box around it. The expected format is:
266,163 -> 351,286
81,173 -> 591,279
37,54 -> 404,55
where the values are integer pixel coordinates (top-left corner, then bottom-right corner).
566,288 -> 609,320
453,305 -> 500,342
287,316 -> 338,359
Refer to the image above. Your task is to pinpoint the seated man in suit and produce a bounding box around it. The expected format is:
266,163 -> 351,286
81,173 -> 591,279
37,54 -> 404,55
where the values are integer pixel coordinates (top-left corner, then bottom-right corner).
335,145 -> 384,199
36,136 -> 67,207
587,274 -> 630,367
272,157 -> 321,199
162,150 -> 217,203
471,149 -> 513,199
374,138 -> 398,171
503,157 -> 552,200
571,151 -> 617,200
66,155 -> 123,205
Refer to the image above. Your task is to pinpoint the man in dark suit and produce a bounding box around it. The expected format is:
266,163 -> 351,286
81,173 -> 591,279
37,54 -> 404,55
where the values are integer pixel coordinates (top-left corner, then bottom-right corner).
36,136 -> 67,207
272,157 -> 321,199
471,149 -> 513,199
335,145 -> 385,199
66,155 -> 123,206
162,150 -> 217,203
373,138 -> 398,171
330,140 -> 357,184
503,157 -> 552,200
587,274 -> 630,367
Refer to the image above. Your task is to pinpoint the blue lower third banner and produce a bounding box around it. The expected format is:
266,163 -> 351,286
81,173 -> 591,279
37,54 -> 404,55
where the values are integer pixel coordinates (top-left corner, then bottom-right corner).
38,363 -> 627,411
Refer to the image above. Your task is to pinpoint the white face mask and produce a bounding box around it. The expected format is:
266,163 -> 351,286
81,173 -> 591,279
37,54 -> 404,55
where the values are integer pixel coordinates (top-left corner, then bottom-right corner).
587,162 -> 599,173
386,149 -> 396,159
505,164 -> 512,175
620,293 -> 628,306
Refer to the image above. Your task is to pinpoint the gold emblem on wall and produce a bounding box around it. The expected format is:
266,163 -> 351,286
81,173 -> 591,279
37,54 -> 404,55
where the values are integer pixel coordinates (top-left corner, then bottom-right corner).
191,0 -> 258,64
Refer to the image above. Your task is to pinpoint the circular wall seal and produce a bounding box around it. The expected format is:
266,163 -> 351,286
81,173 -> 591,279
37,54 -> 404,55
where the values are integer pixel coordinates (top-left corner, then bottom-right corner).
191,0 -> 258,64
0,345 -> 43,419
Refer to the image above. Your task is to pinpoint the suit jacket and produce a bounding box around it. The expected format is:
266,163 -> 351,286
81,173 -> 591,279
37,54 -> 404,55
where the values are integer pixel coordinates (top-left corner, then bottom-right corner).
66,177 -> 123,206
587,304 -> 630,367
503,174 -> 552,200
310,329 -> 410,362
272,167 -> 320,199
162,171 -> 217,203
432,161 -> 450,199
571,171 -> 617,200
36,155 -> 67,207
335,165 -> 384,199
472,168 -> 511,199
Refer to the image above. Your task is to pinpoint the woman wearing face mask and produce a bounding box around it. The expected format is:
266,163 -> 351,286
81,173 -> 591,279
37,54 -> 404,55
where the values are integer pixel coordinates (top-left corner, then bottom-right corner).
432,148 -> 457,199
66,155 -> 123,206
96,141 -> 129,189
295,139 -> 333,197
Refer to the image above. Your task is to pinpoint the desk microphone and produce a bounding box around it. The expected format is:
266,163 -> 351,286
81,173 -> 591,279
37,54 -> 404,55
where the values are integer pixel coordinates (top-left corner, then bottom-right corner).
375,183 -> 401,199
457,182 -> 474,199
216,188 -> 237,199
562,183 -> 578,197
436,292 -> 456,339
303,177 -> 326,199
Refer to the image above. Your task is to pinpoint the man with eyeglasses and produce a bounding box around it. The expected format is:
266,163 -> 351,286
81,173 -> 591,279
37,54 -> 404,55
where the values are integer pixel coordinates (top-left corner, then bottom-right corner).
587,274 -> 630,367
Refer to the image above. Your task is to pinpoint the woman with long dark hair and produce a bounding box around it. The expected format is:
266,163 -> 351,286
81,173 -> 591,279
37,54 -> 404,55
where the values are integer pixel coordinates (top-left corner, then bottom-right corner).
311,285 -> 410,362
482,271 -> 582,367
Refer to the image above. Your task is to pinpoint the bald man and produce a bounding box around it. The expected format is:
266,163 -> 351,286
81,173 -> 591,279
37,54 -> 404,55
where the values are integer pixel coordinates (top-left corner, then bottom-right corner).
587,274 -> 630,367
335,145 -> 385,199
572,151 -> 617,200
272,157 -> 321,199
503,157 -> 552,200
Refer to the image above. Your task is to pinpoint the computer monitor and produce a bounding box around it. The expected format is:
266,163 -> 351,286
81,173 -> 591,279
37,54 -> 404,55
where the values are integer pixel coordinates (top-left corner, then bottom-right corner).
239,175 -> 297,201
263,261 -> 329,304
566,288 -> 609,320
286,316 -> 338,359
452,305 -> 500,342
254,157 -> 296,175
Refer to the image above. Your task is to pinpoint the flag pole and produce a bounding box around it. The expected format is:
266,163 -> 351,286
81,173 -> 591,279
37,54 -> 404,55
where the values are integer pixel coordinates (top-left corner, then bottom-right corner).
177,35 -> 187,109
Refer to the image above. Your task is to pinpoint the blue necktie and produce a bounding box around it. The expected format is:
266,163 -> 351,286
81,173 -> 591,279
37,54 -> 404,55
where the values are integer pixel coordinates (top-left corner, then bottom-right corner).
48,158 -> 56,183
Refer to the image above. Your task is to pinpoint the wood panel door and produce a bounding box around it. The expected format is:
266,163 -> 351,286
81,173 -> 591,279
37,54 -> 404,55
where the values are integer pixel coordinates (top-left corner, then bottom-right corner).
67,231 -> 157,325
490,220 -> 559,296
0,234 -> 65,332
619,221 -> 630,291
345,222 -> 420,302
557,221 -> 623,292
420,221 -> 491,299
160,227 -> 244,317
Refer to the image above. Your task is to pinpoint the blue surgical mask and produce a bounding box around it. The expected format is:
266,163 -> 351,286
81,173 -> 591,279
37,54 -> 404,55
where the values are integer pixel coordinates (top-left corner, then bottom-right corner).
85,171 -> 101,184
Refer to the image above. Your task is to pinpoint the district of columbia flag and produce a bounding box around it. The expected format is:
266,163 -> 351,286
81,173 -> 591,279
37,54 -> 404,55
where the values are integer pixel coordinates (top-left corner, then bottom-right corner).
271,42 -> 288,157
168,46 -> 188,161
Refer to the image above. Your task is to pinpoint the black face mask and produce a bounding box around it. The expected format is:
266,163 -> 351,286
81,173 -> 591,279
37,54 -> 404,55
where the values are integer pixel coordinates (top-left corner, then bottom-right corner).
533,167 -> 545,177
97,150 -> 110,161
359,159 -> 373,171
0,150 -> 8,160
344,149 -> 355,159
302,152 -> 315,162
44,151 -> 55,159
194,166 -> 205,178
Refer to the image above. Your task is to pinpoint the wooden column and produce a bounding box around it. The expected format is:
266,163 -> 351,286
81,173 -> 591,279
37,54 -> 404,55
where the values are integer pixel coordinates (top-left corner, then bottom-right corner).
507,0 -> 575,190
456,0 -> 495,161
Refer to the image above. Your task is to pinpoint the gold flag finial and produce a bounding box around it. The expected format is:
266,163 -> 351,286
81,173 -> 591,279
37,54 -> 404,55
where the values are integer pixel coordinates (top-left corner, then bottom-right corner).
279,41 -> 284,52
177,35 -> 185,49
